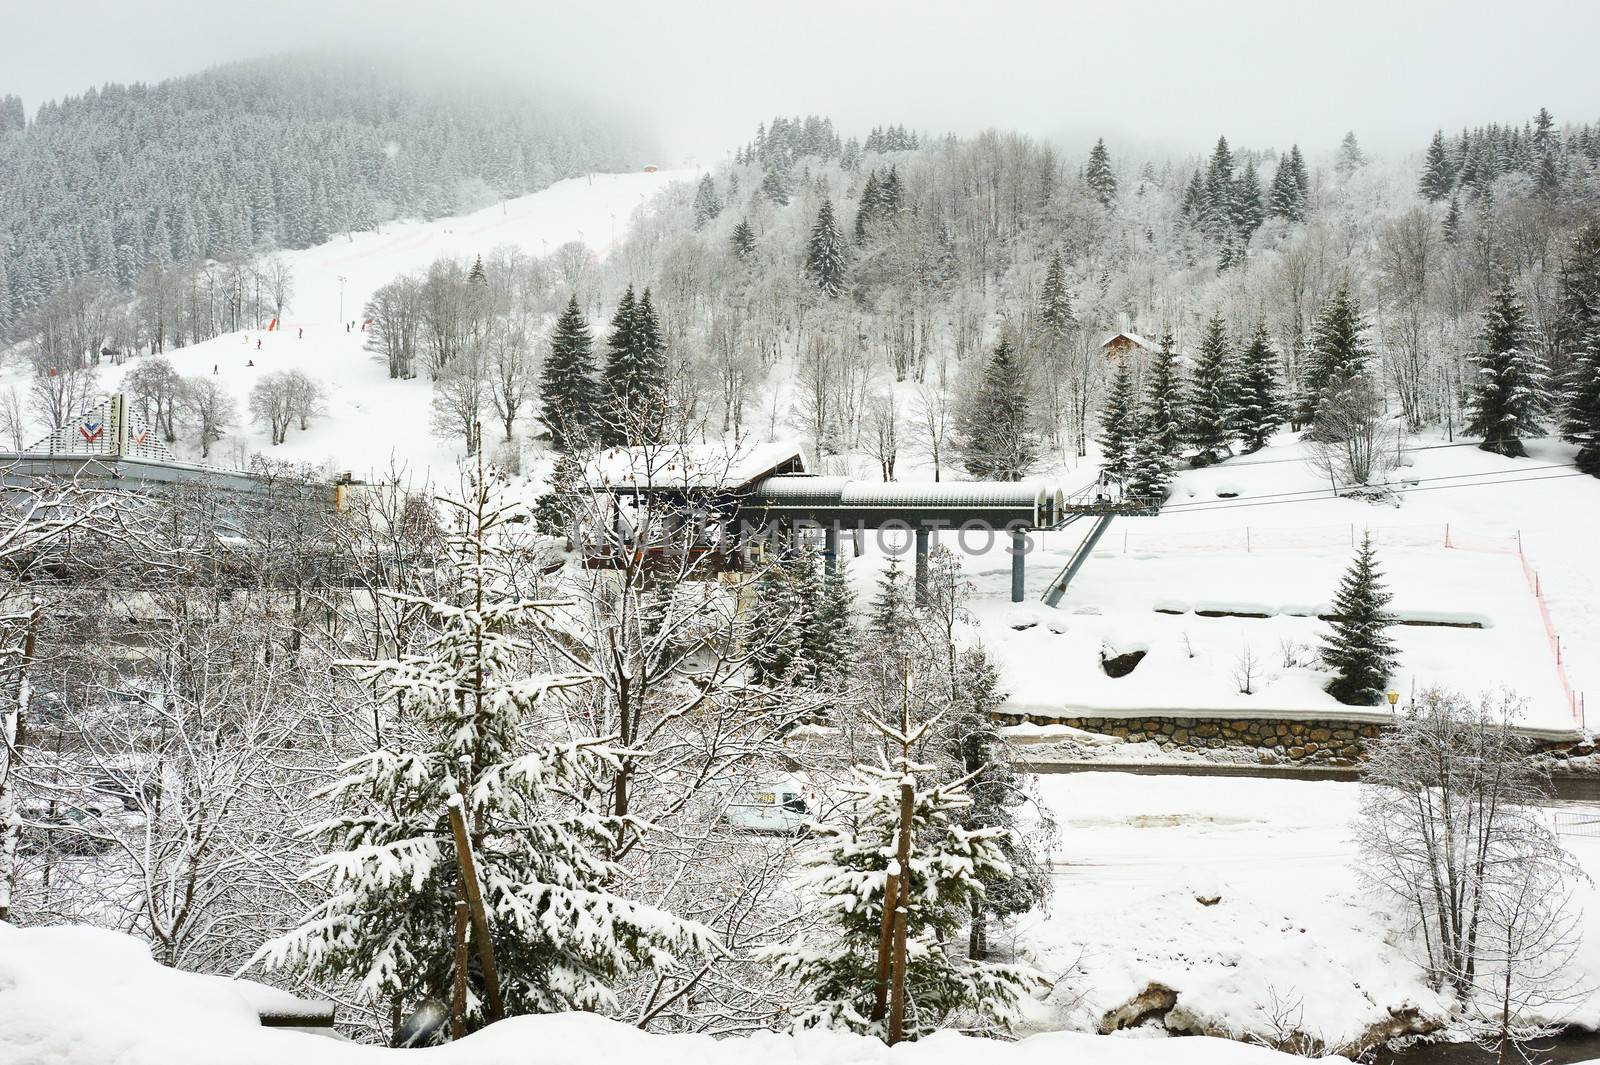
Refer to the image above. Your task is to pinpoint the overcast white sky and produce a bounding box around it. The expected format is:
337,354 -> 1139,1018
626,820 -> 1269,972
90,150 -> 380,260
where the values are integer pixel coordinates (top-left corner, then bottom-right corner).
5,0 -> 1597,163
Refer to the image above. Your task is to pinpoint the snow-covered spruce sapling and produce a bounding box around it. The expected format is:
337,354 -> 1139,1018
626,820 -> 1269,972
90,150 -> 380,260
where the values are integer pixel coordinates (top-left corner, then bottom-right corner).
1319,534 -> 1399,706
260,460 -> 716,1034
763,672 -> 1044,1040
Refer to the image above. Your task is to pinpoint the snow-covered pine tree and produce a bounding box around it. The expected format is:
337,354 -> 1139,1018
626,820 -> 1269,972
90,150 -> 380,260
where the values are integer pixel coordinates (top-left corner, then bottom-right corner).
1299,283 -> 1372,427
870,555 -> 913,643
1442,195 -> 1462,243
944,647 -> 1051,960
1419,130 -> 1455,201
692,174 -> 723,230
1467,282 -> 1546,457
601,286 -> 669,444
760,167 -> 790,206
955,336 -> 1037,480
261,461 -> 714,1029
1563,323 -> 1600,476
763,690 -> 1044,1038
1267,153 -> 1303,221
1096,357 -> 1138,480
806,198 -> 848,298
1202,136 -> 1236,245
731,218 -> 757,260
1181,170 -> 1206,221
540,295 -> 602,453
1336,131 -> 1367,176
1234,322 -> 1284,452
1234,162 -> 1265,241
1085,138 -> 1117,208
1142,330 -> 1185,458
814,554 -> 857,691
746,553 -> 806,686
1037,253 -> 1077,338
1185,313 -> 1238,462
1288,145 -> 1310,209
1320,534 -> 1400,705
855,169 -> 882,242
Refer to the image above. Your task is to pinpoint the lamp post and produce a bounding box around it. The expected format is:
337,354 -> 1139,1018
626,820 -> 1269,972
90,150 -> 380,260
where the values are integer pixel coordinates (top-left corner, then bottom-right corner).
1387,690 -> 1400,715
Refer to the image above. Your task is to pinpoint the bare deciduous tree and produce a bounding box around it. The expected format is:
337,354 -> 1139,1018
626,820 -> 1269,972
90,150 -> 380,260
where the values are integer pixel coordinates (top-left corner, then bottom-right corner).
1355,687 -> 1590,1042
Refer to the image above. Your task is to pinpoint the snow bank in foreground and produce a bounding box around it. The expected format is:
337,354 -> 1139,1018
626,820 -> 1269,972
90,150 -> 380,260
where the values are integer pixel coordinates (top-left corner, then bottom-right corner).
0,923 -> 1342,1065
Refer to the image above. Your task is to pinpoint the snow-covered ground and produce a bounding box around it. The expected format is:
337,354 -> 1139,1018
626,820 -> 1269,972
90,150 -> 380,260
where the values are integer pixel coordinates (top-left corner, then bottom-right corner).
0,922 -> 1342,1065
3,168 -> 698,481
1013,772 -> 1600,1048
838,432 -> 1597,734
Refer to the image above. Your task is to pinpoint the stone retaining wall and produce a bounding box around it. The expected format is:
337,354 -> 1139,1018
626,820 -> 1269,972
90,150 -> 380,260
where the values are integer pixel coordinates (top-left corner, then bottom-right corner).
994,711 -> 1596,767
1012,714 -> 1378,764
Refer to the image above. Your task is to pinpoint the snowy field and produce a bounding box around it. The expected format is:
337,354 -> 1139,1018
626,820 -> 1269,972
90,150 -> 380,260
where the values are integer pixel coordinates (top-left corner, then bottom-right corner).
2,168 -> 698,480
1013,772 -> 1600,1048
835,432 -> 1597,734
0,923 -> 1338,1065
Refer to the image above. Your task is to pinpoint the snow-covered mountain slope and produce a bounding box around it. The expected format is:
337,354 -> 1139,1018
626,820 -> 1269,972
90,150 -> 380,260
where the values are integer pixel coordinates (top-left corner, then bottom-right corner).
4,169 -> 697,481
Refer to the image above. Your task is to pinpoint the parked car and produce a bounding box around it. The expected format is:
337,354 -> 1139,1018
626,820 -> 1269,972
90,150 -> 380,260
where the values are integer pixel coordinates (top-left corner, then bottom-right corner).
722,777 -> 814,834
17,799 -> 118,857
88,772 -> 158,811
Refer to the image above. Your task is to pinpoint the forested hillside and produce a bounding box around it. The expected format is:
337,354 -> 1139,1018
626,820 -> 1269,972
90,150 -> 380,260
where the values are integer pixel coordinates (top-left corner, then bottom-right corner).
0,52 -> 649,338
516,109 -> 1600,490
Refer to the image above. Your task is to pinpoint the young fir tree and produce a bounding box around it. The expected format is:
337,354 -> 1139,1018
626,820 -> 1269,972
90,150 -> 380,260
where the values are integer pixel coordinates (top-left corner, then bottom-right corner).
870,555 -> 914,643
1319,534 -> 1400,706
691,174 -> 722,230
1185,313 -> 1238,462
955,336 -> 1038,480
731,218 -> 757,260
1234,322 -> 1284,452
539,295 -> 602,453
1298,283 -> 1372,427
763,692 -> 1044,1037
1085,138 -> 1117,208
1467,282 -> 1546,458
262,463 -> 714,1028
1419,130 -> 1455,202
1142,330 -> 1185,458
1096,357 -> 1138,480
806,198 -> 848,298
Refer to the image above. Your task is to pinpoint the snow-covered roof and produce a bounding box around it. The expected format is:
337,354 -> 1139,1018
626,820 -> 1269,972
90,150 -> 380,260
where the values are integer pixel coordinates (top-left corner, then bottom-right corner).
753,476 -> 1062,511
1100,332 -> 1155,352
586,439 -> 807,493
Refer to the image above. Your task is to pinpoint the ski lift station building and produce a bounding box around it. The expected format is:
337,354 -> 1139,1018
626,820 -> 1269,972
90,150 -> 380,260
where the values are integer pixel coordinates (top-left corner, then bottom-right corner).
584,439 -> 1155,604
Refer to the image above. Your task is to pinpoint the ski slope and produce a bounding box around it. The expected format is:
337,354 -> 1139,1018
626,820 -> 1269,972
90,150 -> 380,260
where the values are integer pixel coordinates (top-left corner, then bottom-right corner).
5,169 -> 697,482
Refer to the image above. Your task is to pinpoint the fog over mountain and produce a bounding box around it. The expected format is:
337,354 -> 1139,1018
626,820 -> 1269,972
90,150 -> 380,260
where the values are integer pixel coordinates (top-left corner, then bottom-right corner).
7,0 -> 1600,162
